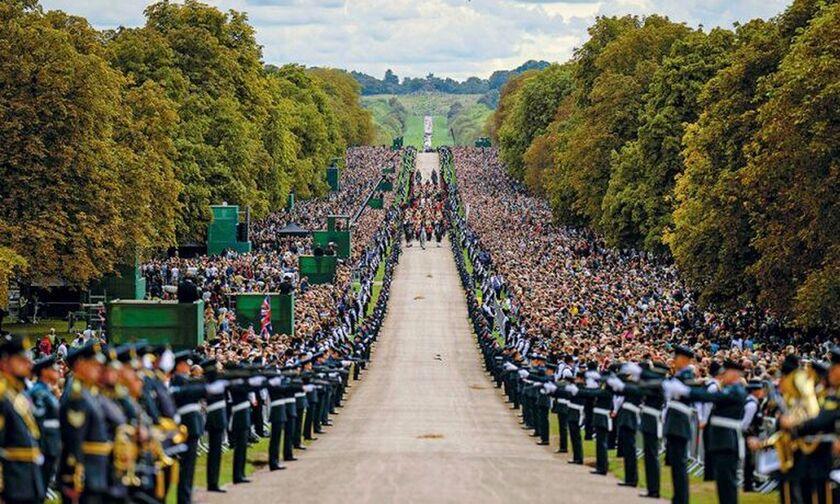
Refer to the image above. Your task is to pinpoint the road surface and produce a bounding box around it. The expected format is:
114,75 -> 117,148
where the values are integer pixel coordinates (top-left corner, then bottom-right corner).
200,153 -> 653,503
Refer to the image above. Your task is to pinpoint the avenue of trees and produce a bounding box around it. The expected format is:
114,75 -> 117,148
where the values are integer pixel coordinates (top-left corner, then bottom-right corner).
0,0 -> 374,288
489,0 -> 840,329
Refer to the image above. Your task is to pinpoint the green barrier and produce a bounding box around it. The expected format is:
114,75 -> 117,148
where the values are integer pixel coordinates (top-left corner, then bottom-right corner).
234,293 -> 295,336
368,197 -> 383,209
93,259 -> 146,301
207,204 -> 251,256
312,215 -> 351,258
107,300 -> 205,349
299,255 -> 337,284
378,178 -> 393,192
327,165 -> 340,192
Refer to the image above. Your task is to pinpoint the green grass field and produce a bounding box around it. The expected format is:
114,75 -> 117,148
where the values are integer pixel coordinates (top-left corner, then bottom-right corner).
403,115 -> 450,148
362,92 -> 491,146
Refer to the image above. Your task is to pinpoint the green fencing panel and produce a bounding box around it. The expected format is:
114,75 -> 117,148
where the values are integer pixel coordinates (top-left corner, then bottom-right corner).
299,256 -> 337,284
312,230 -> 351,258
368,197 -> 383,209
327,166 -> 340,192
94,260 -> 146,301
107,300 -> 205,349
378,179 -> 393,192
234,293 -> 295,336
207,205 -> 251,256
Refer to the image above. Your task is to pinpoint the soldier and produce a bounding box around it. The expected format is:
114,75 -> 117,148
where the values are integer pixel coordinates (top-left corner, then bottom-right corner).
0,334 -> 47,504
699,361 -> 723,482
575,368 -> 613,476
170,351 -> 219,504
630,361 -> 668,499
59,341 -> 110,504
665,359 -> 747,504
662,345 -> 696,504
741,380 -> 765,493
201,358 -> 228,493
29,355 -> 61,494
228,368 -> 264,484
606,363 -> 644,488
554,354 -> 574,454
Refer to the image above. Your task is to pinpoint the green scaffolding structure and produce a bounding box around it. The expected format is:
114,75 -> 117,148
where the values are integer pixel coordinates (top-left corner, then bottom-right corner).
233,293 -> 295,336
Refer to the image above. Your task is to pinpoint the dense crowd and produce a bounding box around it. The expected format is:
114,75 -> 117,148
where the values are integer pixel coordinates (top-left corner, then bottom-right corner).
449,146 -> 833,379
141,146 -> 401,343
0,146 -> 413,504
446,146 -> 840,504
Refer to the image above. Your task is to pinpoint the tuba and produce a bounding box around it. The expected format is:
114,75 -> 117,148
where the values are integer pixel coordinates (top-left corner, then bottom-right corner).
763,368 -> 821,473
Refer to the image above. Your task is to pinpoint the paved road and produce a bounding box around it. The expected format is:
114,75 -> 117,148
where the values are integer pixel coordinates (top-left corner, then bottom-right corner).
201,153 -> 652,503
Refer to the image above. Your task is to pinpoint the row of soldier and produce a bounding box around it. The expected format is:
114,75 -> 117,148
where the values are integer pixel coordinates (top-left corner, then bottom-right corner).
443,149 -> 840,504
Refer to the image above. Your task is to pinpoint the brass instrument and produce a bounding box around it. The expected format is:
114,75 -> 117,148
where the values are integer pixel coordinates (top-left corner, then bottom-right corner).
763,368 -> 821,473
114,424 -> 141,487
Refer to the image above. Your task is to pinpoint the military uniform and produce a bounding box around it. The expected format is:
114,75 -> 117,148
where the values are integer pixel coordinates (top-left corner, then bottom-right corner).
28,357 -> 61,492
201,360 -> 228,492
1,370 -> 47,504
686,367 -> 746,504
664,363 -> 695,504
171,367 -> 209,504
576,375 -> 613,475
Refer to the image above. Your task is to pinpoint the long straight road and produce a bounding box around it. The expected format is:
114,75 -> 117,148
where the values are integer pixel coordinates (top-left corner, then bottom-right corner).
202,153 -> 652,503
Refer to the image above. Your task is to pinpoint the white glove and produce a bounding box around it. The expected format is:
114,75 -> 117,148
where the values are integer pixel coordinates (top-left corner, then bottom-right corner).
543,382 -> 558,394
329,373 -> 338,379
303,384 -> 315,393
268,377 -> 284,387
662,379 -> 691,400
585,378 -> 599,389
206,380 -> 227,395
518,369 -> 529,379
621,363 -> 643,382
248,376 -> 266,387
503,362 -> 517,372
606,376 -> 625,392
341,360 -> 352,367
565,384 -> 579,396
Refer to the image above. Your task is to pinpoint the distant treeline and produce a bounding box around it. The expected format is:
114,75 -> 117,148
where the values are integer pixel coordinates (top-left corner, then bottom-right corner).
0,0 -> 374,289
351,60 -> 550,107
489,1 -> 840,329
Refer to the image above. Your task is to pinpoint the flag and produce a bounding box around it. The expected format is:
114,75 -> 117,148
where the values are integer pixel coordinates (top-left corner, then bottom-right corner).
259,295 -> 272,338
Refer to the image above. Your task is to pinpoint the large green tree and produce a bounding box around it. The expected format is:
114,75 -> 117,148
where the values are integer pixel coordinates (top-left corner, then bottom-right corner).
0,4 -> 180,284
742,2 -> 840,327
601,28 -> 734,252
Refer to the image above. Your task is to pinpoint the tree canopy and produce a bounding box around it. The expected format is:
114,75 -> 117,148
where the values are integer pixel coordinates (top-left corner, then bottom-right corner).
0,0 -> 373,288
488,0 -> 840,328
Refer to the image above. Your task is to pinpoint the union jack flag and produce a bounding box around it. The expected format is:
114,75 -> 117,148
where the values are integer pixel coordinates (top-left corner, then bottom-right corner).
259,294 -> 272,338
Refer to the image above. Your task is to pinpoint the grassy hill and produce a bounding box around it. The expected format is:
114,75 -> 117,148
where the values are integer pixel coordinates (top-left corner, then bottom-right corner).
363,92 -> 492,147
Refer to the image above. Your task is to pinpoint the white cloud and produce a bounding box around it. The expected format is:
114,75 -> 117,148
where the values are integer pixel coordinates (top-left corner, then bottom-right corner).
39,0 -> 790,80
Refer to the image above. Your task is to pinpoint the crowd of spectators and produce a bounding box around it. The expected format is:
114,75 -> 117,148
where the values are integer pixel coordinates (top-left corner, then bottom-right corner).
449,146 -> 834,380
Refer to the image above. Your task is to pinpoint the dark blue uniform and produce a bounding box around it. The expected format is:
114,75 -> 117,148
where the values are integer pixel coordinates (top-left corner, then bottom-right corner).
1,378 -> 47,504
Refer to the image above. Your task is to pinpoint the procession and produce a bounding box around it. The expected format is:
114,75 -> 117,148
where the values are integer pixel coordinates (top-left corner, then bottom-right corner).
3,0 -> 840,503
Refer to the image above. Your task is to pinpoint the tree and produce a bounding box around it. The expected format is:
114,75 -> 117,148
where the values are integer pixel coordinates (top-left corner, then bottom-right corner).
742,2 -> 840,327
563,16 -> 691,226
600,28 -> 734,252
498,63 -> 575,181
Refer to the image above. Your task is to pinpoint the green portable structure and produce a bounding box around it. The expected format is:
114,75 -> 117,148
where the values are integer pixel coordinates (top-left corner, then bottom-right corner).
107,300 -> 205,349
368,196 -> 384,209
312,215 -> 351,259
233,293 -> 295,336
94,259 -> 146,301
286,192 -> 295,212
378,177 -> 393,192
326,164 -> 340,192
391,136 -> 403,150
207,204 -> 251,256
299,256 -> 337,284
474,137 -> 491,148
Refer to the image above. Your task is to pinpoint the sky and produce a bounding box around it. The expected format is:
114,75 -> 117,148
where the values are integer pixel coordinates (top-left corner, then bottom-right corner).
39,0 -> 790,80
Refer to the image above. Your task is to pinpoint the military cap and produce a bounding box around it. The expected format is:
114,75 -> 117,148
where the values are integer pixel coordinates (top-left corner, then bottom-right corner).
811,360 -> 830,377
781,354 -> 800,376
709,361 -> 723,377
66,340 -> 105,366
746,380 -> 765,392
673,345 -> 695,359
0,334 -> 32,357
33,354 -> 57,373
174,350 -> 195,365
